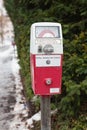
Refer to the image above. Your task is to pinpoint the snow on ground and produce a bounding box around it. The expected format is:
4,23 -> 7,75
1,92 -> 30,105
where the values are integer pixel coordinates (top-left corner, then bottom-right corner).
26,111 -> 41,128
0,0 -> 41,130
9,44 -> 41,129
0,42 -> 28,130
0,0 -> 7,16
9,45 -> 29,130
0,41 -> 40,130
0,39 -> 41,130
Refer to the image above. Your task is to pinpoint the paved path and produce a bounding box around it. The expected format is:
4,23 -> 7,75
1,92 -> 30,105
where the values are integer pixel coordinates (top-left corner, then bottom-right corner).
0,45 -> 16,130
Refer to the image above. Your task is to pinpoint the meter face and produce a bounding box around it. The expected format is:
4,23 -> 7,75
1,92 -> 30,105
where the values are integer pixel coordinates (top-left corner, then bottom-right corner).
35,26 -> 60,38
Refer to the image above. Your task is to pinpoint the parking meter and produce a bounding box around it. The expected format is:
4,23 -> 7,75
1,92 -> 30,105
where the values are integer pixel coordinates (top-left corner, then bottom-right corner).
30,22 -> 63,95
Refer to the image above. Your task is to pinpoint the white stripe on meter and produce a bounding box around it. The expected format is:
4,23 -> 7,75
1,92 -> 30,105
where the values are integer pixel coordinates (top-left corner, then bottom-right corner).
36,55 -> 61,67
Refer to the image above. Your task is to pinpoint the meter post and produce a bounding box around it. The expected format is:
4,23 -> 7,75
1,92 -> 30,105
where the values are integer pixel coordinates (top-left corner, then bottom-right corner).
41,95 -> 51,130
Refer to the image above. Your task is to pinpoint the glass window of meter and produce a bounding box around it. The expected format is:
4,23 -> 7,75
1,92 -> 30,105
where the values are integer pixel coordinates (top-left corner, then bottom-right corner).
35,26 -> 60,38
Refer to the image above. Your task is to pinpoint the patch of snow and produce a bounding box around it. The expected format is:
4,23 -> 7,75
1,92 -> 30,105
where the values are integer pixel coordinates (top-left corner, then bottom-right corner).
26,111 -> 41,128
0,45 -> 13,58
32,111 -> 41,121
11,58 -> 20,76
10,52 -> 29,130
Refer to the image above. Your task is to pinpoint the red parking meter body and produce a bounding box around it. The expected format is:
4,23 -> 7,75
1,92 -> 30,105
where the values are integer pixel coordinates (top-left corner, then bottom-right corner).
30,22 -> 63,95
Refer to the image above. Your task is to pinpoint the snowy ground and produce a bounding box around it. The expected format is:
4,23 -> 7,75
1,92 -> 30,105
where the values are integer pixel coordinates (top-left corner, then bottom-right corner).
0,42 -> 41,130
0,43 -> 27,130
0,0 -> 41,129
0,44 -> 15,130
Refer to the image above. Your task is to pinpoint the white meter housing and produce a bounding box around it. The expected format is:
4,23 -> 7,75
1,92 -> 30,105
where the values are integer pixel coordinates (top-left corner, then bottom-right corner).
30,22 -> 63,55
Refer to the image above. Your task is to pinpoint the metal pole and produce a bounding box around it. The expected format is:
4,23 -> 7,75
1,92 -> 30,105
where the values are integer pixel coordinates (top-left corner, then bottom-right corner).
40,95 -> 51,130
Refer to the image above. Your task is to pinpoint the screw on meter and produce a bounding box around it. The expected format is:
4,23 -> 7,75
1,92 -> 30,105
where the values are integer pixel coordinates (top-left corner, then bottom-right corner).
30,22 -> 63,95
45,78 -> 52,85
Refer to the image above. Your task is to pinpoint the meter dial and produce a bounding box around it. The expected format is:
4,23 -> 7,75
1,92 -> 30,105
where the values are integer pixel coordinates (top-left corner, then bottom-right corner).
43,44 -> 54,54
36,26 -> 60,38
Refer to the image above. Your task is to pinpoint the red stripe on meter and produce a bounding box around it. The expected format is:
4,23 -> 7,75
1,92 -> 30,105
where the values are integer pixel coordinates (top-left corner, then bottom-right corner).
39,30 -> 55,37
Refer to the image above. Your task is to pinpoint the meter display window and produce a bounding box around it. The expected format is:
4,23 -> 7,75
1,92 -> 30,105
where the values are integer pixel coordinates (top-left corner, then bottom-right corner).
35,26 -> 60,38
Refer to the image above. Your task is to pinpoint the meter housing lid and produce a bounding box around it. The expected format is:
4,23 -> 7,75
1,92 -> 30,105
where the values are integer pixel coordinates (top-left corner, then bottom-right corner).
30,22 -> 63,54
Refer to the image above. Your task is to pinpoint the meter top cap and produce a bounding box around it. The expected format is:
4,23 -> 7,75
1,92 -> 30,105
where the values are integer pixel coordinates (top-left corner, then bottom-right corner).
30,22 -> 63,54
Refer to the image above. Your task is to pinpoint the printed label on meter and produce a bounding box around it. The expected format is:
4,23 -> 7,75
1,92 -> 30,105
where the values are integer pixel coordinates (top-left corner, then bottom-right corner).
50,88 -> 60,93
36,55 -> 61,67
